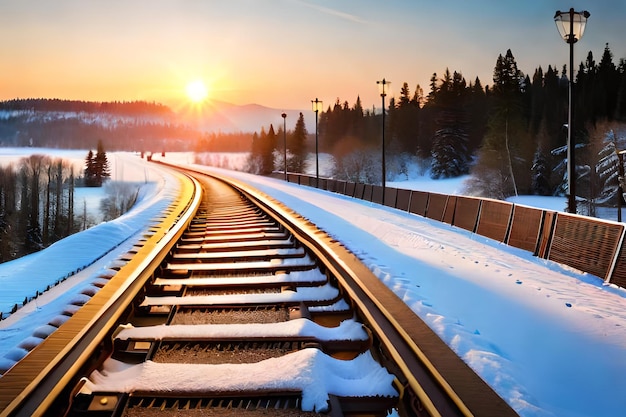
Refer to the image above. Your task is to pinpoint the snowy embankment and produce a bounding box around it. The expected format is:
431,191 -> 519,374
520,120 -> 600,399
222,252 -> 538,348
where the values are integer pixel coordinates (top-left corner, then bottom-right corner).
188,163 -> 626,417
2,150 -> 626,417
0,152 -> 180,371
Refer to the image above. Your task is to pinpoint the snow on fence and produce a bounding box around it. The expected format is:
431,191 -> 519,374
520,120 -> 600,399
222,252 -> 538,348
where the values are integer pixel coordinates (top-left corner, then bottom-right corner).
277,173 -> 626,289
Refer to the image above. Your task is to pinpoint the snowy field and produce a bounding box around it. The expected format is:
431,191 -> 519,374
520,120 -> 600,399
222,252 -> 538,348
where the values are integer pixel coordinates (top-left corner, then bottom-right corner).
1,148 -> 626,417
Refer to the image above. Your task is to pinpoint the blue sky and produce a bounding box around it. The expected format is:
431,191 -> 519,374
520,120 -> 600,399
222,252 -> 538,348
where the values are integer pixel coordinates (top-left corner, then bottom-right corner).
1,0 -> 624,110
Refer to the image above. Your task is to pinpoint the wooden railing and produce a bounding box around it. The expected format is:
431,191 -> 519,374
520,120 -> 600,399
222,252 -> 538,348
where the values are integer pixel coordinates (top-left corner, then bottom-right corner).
275,173 -> 626,289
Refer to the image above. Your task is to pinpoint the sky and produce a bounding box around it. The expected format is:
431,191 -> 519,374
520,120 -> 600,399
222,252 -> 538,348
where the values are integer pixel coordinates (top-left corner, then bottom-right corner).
2,1 -> 626,112
2,149 -> 626,416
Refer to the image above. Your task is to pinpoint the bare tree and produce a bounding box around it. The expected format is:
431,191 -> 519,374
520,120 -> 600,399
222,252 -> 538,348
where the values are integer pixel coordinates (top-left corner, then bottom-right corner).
21,155 -> 49,253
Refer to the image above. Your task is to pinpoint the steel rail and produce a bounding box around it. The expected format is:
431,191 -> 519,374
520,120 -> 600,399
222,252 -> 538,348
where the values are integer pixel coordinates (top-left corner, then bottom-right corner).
197,168 -> 517,417
1,163 -> 518,417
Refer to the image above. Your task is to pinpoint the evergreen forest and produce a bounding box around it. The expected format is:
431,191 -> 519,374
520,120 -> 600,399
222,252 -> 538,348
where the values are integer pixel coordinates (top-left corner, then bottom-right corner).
247,44 -> 626,214
3,44 -> 626,217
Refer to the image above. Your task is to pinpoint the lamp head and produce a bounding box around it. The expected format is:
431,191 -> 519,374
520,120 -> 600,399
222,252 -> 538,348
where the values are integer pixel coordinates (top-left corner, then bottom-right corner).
377,79 -> 390,97
311,98 -> 323,113
554,8 -> 590,44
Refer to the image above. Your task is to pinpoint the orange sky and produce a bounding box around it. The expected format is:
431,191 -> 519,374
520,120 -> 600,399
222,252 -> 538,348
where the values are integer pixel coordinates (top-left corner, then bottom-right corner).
2,1 -> 625,112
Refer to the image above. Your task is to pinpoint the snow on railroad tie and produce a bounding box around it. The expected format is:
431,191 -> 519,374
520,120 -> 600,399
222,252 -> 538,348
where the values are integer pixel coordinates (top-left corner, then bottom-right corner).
179,231 -> 288,243
115,318 -> 368,342
171,246 -> 306,260
176,236 -> 295,251
166,254 -> 317,271
152,269 -> 328,287
140,282 -> 340,307
81,348 -> 398,413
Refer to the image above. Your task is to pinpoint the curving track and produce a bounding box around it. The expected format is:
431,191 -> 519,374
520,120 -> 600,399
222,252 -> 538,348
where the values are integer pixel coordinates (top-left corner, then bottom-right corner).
0,167 -> 518,417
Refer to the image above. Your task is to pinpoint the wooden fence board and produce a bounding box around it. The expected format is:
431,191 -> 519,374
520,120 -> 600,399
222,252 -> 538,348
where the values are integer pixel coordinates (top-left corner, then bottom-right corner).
548,214 -> 623,280
508,205 -> 545,254
443,196 -> 456,224
354,183 -> 365,199
453,196 -> 481,232
409,191 -> 429,216
335,180 -> 347,195
372,185 -> 384,204
426,193 -> 448,222
395,189 -> 412,211
384,187 -> 397,208
363,184 -> 374,202
537,211 -> 556,258
476,200 -> 514,242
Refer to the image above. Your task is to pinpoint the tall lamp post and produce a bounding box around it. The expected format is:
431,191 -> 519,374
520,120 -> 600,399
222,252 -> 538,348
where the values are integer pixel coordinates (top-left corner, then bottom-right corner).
311,98 -> 323,187
617,150 -> 626,222
281,112 -> 287,180
376,78 -> 390,202
554,8 -> 590,214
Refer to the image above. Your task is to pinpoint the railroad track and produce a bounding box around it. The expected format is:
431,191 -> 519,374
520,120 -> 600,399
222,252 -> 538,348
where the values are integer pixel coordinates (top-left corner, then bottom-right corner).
0,167 -> 519,417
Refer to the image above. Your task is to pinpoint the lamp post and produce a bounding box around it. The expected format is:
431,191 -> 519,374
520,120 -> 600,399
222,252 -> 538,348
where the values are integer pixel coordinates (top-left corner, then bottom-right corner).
617,150 -> 626,222
554,8 -> 590,214
311,98 -> 323,187
281,112 -> 287,180
376,78 -> 390,202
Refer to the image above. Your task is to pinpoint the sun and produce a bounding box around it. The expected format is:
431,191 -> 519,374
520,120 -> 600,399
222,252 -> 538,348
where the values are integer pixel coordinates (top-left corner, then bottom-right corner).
185,79 -> 209,103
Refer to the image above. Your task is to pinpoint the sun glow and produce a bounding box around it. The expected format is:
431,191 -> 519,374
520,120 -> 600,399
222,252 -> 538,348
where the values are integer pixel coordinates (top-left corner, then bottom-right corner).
185,79 -> 209,103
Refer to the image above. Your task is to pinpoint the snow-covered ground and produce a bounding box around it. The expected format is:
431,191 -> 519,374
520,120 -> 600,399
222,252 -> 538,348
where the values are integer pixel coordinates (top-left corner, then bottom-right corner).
1,149 -> 626,417
0,151 -> 179,365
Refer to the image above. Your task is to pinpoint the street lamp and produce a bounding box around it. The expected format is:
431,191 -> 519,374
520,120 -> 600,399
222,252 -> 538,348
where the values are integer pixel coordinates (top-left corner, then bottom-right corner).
617,150 -> 626,222
554,8 -> 590,214
281,112 -> 287,180
311,98 -> 323,187
377,78 -> 390,202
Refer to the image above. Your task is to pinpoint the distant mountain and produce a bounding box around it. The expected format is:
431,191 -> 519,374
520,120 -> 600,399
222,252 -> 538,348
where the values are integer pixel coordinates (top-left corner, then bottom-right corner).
176,100 -> 314,133
0,98 -> 315,135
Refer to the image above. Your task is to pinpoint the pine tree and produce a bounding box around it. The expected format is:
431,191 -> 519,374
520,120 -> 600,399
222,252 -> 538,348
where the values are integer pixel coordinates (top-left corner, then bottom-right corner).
597,43 -> 620,120
469,49 -> 530,197
393,82 -> 421,155
84,150 -> 96,186
430,126 -> 470,179
247,126 -> 277,175
288,112 -> 308,173
263,124 -> 277,174
429,69 -> 471,178
529,67 -> 545,136
93,140 -> 111,186
85,140 -> 110,187
427,73 -> 439,102
542,65 -> 566,153
466,77 -> 488,153
531,147 -> 551,196
575,51 -> 597,125
616,58 -> 626,121
594,125 -> 626,206
246,130 -> 264,174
